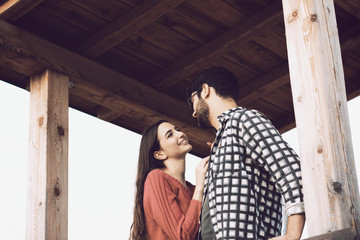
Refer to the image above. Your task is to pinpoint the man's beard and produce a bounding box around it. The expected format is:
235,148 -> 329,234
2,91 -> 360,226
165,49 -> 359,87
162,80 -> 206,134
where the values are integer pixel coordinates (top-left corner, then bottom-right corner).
196,98 -> 212,129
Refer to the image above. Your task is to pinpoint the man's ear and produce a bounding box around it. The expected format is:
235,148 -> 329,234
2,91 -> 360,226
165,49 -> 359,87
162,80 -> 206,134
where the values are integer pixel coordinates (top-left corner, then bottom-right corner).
154,150 -> 167,160
201,83 -> 210,99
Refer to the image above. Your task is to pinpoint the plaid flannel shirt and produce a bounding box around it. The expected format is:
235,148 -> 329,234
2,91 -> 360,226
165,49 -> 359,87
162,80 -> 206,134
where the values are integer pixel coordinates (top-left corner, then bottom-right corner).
202,107 -> 304,240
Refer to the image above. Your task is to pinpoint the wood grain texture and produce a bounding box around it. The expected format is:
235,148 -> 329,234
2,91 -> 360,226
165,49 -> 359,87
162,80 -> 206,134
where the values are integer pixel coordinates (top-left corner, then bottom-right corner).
27,69 -> 69,240
0,19 -> 213,157
282,0 -> 360,237
0,0 -> 44,21
0,0 -> 359,159
303,228 -> 355,240
77,0 -> 184,58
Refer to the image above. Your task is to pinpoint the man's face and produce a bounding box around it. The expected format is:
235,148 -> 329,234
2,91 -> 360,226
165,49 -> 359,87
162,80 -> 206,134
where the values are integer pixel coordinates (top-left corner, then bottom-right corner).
191,92 -> 212,129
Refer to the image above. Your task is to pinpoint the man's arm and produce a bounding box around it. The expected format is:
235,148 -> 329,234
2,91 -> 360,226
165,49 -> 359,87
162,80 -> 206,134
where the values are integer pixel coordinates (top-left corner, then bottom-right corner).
270,213 -> 306,240
240,110 -> 306,239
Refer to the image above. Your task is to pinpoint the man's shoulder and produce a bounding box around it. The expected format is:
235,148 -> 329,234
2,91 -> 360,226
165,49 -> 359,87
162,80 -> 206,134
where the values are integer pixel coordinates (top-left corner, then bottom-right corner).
230,107 -> 267,121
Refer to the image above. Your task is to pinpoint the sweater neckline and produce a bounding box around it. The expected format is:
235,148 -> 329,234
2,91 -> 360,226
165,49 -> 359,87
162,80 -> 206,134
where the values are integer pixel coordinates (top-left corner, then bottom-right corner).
154,169 -> 193,197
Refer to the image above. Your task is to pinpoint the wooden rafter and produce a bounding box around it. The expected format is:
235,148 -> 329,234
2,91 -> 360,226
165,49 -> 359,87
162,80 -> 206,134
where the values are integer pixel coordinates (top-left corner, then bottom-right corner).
238,20 -> 360,105
334,1 -> 360,20
0,0 -> 43,21
146,1 -> 283,90
77,0 -> 184,58
339,23 -> 360,51
0,19 -> 214,156
238,63 -> 289,104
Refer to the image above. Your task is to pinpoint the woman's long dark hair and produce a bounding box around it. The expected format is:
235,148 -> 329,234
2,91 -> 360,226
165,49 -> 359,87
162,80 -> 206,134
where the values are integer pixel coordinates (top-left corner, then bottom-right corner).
129,120 -> 167,240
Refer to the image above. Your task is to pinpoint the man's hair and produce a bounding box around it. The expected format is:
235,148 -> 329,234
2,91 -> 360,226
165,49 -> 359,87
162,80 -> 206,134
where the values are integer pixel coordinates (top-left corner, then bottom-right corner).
188,66 -> 239,101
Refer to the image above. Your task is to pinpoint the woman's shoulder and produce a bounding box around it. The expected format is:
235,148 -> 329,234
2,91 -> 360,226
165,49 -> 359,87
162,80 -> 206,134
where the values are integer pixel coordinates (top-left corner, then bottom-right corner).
146,169 -> 165,180
146,169 -> 188,190
145,169 -> 169,186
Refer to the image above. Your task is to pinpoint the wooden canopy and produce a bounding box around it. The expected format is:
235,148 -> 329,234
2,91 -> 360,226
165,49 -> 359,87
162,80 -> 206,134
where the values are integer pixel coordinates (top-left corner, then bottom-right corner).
0,0 -> 359,158
2,1 -> 360,239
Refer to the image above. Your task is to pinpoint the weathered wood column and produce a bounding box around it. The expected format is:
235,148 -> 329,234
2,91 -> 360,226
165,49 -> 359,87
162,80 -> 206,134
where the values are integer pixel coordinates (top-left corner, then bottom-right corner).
27,69 -> 69,240
282,0 -> 360,238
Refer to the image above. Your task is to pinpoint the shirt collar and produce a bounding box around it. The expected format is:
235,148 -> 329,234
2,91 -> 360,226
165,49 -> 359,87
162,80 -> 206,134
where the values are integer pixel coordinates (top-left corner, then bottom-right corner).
217,106 -> 244,124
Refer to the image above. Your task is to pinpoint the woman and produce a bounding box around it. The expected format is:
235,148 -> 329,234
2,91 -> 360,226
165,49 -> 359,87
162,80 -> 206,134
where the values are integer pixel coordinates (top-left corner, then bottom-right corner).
130,120 -> 209,240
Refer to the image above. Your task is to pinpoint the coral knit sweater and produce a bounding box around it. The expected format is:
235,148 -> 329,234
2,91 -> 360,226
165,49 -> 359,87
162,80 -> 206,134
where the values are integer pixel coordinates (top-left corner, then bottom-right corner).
143,169 -> 201,240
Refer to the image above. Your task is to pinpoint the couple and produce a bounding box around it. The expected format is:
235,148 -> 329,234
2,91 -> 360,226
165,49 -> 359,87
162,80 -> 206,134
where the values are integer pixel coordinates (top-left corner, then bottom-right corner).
130,67 -> 305,240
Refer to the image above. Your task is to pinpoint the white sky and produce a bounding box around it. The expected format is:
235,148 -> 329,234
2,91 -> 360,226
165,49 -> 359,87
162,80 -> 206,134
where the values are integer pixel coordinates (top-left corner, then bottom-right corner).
0,80 -> 359,239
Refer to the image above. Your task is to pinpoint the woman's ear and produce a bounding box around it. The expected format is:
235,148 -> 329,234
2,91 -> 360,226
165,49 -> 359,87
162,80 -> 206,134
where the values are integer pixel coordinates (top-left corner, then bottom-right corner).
154,150 -> 167,160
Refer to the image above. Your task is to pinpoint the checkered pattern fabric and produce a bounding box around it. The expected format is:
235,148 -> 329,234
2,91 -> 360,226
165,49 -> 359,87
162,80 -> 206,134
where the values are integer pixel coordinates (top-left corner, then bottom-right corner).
202,107 -> 304,240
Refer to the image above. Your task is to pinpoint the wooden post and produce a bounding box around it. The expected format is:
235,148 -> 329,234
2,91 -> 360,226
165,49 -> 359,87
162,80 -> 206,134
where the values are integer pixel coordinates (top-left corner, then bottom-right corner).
281,0 -> 360,238
26,69 -> 69,240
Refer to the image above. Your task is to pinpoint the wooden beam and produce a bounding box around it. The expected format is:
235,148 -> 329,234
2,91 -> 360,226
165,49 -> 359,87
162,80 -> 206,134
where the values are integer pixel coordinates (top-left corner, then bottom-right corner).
69,79 -> 213,157
238,63 -> 289,104
147,1 -> 284,90
274,111 -> 296,134
334,1 -> 360,21
0,19 -> 190,125
96,107 -> 122,122
0,0 -> 44,21
27,69 -> 68,239
282,0 -> 360,237
0,19 -> 214,156
303,228 -> 355,240
339,23 -> 360,52
77,0 -> 183,58
238,20 -> 359,105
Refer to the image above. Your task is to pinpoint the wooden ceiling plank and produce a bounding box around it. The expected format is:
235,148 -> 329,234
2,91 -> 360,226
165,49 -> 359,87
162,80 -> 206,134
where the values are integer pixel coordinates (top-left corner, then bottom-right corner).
230,40 -> 284,74
147,1 -> 283,90
334,1 -> 360,20
69,0 -> 130,22
135,21 -> 200,58
77,0 -> 184,58
0,0 -> 43,21
118,35 -> 178,68
186,0 -> 246,27
39,0 -> 108,34
339,23 -> 360,52
97,107 -> 122,122
253,30 -> 288,59
157,3 -> 228,44
261,88 -> 293,112
0,19 -> 187,127
239,20 -> 360,105
95,47 -> 161,81
0,18 -> 214,156
346,75 -> 360,101
275,111 -> 296,134
70,83 -> 213,157
238,63 -> 289,104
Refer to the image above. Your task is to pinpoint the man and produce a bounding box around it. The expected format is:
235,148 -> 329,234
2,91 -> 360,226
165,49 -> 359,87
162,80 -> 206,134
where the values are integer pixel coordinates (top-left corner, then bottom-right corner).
187,66 -> 305,240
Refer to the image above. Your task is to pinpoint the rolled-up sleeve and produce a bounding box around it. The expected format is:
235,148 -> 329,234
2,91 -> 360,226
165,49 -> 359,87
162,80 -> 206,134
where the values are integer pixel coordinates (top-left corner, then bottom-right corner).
241,110 -> 305,216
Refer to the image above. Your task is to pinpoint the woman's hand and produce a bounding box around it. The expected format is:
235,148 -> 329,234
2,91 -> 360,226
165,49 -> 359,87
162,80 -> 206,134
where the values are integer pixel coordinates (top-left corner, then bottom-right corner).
192,156 -> 209,201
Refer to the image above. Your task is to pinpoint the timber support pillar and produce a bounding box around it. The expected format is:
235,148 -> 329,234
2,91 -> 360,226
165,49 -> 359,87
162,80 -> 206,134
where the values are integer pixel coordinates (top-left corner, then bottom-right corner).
282,0 -> 360,239
26,69 -> 69,240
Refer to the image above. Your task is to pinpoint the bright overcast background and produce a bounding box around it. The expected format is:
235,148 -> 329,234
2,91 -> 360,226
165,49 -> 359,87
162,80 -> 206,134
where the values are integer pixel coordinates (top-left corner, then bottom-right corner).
0,80 -> 359,239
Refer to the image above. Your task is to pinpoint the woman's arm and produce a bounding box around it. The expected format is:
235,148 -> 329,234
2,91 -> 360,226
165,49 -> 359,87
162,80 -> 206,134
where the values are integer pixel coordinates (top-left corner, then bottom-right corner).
143,170 -> 203,240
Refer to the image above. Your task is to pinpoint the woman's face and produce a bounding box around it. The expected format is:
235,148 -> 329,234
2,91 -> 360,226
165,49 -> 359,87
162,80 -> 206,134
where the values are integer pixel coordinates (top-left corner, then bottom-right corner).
156,122 -> 192,159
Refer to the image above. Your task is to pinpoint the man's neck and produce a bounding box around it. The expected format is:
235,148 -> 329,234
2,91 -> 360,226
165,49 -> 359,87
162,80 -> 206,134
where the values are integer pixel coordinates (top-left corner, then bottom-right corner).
209,98 -> 238,131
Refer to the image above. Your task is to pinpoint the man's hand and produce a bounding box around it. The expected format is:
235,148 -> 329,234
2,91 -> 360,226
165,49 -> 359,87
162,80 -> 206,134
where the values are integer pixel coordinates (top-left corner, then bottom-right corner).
269,213 -> 305,240
269,233 -> 300,240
